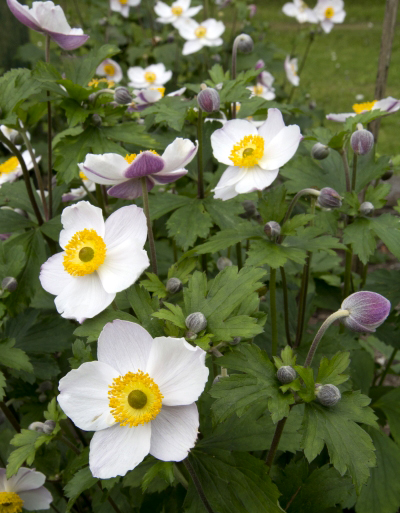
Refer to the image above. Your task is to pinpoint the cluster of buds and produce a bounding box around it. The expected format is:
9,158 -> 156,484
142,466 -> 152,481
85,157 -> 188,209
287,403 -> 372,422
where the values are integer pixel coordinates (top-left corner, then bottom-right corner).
28,420 -> 56,434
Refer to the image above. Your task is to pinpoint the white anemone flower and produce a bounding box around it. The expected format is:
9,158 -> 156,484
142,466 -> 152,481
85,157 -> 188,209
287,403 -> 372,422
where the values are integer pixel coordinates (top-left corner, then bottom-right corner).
154,0 -> 202,27
326,97 -> 400,122
58,320 -> 209,478
6,0 -> 89,51
110,0 -> 140,18
127,64 -> 172,89
128,87 -> 186,112
96,59 -> 123,84
39,202 -> 149,322
177,18 -> 225,56
284,56 -> 300,87
62,171 -> 96,202
247,83 -> 276,101
0,150 -> 39,185
0,125 -> 30,151
0,467 -> 52,512
211,108 -> 302,200
78,138 -> 197,200
282,0 -> 318,23
314,0 -> 346,33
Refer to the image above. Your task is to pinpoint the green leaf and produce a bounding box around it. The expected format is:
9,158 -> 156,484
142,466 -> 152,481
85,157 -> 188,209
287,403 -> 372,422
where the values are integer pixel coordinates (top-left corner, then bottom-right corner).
40,216 -> 62,242
0,370 -> 6,401
74,309 -> 137,342
62,45 -> 120,86
125,285 -> 164,337
210,344 -> 294,423
184,449 -> 282,513
0,68 -> 42,123
148,193 -> 191,221
167,200 -> 213,250
203,196 -> 244,230
273,346 -> 297,368
143,96 -> 194,132
44,397 -> 66,422
246,239 -> 307,269
301,391 -> 378,492
167,258 -> 197,283
140,273 -> 167,299
142,461 -> 174,492
68,340 -> 93,369
366,269 -> 400,307
294,366 -> 316,402
343,218 -> 376,264
64,467 -> 98,512
281,214 -> 315,235
371,214 -> 400,259
7,429 -> 51,477
0,339 -> 33,372
316,352 -> 351,386
101,123 -> 160,149
0,180 -> 40,215
258,185 -> 287,223
373,387 -> 400,445
356,428 -> 400,513
152,302 -> 186,329
0,242 -> 26,281
0,209 -> 35,232
364,183 -> 391,208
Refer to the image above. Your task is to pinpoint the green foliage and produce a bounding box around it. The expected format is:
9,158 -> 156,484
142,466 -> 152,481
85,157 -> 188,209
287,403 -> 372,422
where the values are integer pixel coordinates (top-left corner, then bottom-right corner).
62,45 -> 120,86
7,429 -> 52,477
140,273 -> 168,299
0,68 -> 42,124
0,339 -> 33,373
316,352 -> 351,386
74,309 -> 137,342
343,218 -> 376,264
64,467 -> 98,512
373,387 -> 400,445
167,199 -> 214,250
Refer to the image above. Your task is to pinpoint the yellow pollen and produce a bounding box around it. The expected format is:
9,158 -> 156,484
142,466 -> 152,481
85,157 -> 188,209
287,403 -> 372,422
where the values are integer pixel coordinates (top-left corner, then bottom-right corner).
120,0 -> 128,4
145,72 -> 157,83
152,87 -> 165,97
352,100 -> 377,114
253,85 -> 264,96
103,64 -> 116,77
230,134 -> 264,168
109,370 -> 163,427
299,1 -> 308,11
195,26 -> 207,38
0,492 -> 24,513
79,171 -> 88,181
88,78 -> 115,88
0,157 -> 19,176
324,6 -> 334,18
125,153 -> 137,164
171,6 -> 183,15
63,229 -> 106,276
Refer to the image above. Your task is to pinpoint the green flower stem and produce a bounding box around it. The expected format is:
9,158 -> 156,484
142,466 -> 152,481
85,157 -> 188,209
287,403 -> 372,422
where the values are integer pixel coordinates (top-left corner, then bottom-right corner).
343,246 -> 353,299
95,184 -> 107,217
18,123 -> 49,221
45,34 -> 53,219
197,110 -> 204,199
351,153 -> 358,191
231,35 -> 240,119
236,242 -> 243,269
141,177 -> 158,275
279,188 -> 319,237
270,267 -> 278,357
183,458 -> 216,513
340,148 -> 351,193
265,415 -> 288,470
280,266 -> 292,347
288,30 -> 315,103
378,347 -> 398,386
304,309 -> 350,367
0,401 -> 20,432
0,131 -> 43,226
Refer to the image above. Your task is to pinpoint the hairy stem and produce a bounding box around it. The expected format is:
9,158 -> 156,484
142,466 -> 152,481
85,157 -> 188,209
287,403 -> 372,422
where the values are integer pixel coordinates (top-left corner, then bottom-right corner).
343,246 -> 353,299
45,34 -> 53,219
183,458 -> 215,513
340,148 -> 351,193
236,242 -> 243,269
351,153 -> 358,191
265,416 -> 288,470
280,266 -> 292,347
378,347 -> 397,386
197,111 -> 204,199
270,267 -> 278,356
141,177 -> 158,275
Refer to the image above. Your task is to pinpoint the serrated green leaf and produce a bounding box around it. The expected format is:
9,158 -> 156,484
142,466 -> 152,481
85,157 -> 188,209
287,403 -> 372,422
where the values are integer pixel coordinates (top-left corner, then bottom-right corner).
246,239 -> 307,269
7,429 -> 51,477
0,242 -> 26,281
301,391 -> 378,492
143,96 -> 193,132
167,200 -> 213,250
281,214 -> 315,235
0,370 -> 6,401
273,346 -> 297,368
167,258 -> 197,283
364,183 -> 391,208
0,68 -> 42,122
343,218 -> 375,264
68,340 -> 93,369
148,193 -> 191,221
258,185 -> 287,223
0,209 -> 36,232
125,284 -> 164,337
316,352 -> 351,386
142,461 -> 174,492
371,214 -> 400,259
140,273 -> 167,298
101,124 -> 160,148
64,467 -> 98,512
294,366 -> 315,402
203,196 -> 244,230
0,339 -> 33,372
373,387 -> 400,445
62,45 -> 120,86
152,302 -> 186,329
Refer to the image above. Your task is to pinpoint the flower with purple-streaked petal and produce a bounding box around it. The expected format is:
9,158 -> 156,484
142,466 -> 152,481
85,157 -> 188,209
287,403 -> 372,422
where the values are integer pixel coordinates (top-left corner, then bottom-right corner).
341,291 -> 391,333
62,171 -> 96,202
96,59 -> 123,84
39,201 -> 149,322
6,0 -> 89,51
0,467 -> 52,511
326,97 -> 400,122
78,138 -> 197,200
127,87 -> 186,112
58,320 -> 209,478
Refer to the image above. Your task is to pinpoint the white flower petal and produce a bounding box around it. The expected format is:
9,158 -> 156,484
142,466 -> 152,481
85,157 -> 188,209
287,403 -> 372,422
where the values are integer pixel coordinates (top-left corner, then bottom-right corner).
257,108 -> 286,144
234,167 -> 279,193
0,469 -> 7,492
59,201 -> 105,249
161,138 -> 198,174
89,423 -> 151,478
213,165 -> 245,189
326,112 -> 355,122
31,2 -> 71,33
261,125 -> 301,170
18,487 -> 53,511
58,361 -> 118,431
39,252 -> 75,296
7,468 -> 45,493
202,18 -> 225,39
154,1 -> 171,17
54,272 -> 115,322
145,337 -> 208,406
97,320 -> 153,376
213,182 -> 239,200
178,18 -> 198,39
104,205 -> 148,250
211,119 -> 258,165
182,39 -> 204,55
185,5 -> 203,16
80,153 -> 128,185
321,19 -> 333,32
150,404 -> 199,461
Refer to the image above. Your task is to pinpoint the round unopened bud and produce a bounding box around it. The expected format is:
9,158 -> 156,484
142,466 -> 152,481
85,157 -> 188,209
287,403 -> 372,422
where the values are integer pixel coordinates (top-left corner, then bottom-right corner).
316,384 -> 341,406
37,381 -> 52,393
235,34 -> 254,54
350,129 -> 374,155
197,88 -> 220,113
217,256 -> 232,271
166,277 -> 183,294
43,420 -> 56,434
28,422 -> 46,433
230,337 -> 241,345
255,59 -> 265,70
276,366 -> 297,384
317,187 -> 342,209
311,142 -> 330,160
185,312 -> 207,333
114,87 -> 133,105
241,200 -> 257,219
264,221 -> 281,239
39,393 -> 47,403
359,201 -> 374,216
92,114 -> 102,126
2,277 -> 17,292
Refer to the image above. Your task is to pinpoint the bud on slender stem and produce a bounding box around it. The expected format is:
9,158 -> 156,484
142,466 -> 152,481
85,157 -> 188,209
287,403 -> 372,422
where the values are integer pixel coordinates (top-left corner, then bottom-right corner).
264,221 -> 281,240
350,128 -> 374,155
311,142 -> 330,160
197,87 -> 220,113
341,291 -> 391,333
185,312 -> 207,333
317,187 -> 342,209
114,87 -> 133,105
359,201 -> 374,216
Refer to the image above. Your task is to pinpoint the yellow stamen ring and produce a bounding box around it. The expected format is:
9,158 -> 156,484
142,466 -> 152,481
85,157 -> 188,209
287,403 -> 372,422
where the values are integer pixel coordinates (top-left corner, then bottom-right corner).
253,85 -> 264,96
0,157 -> 19,176
144,72 -> 157,83
120,0 -> 128,4
109,370 -> 163,427
352,100 -> 377,115
63,229 -> 106,277
171,6 -> 183,15
103,64 -> 116,77
195,26 -> 207,38
0,491 -> 24,513
324,6 -> 334,18
230,134 -> 264,168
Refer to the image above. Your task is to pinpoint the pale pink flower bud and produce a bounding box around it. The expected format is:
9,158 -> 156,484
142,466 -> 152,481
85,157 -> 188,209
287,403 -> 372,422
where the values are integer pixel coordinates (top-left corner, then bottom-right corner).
341,291 -> 391,333
350,129 -> 374,155
317,187 -> 342,209
197,88 -> 220,113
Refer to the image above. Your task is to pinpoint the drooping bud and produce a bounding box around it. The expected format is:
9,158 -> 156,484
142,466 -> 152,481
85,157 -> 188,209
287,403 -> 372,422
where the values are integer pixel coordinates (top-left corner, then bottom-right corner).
317,187 -> 342,209
276,366 -> 297,384
43,420 -> 56,434
92,114 -> 102,127
234,34 -> 254,54
166,277 -> 183,294
217,256 -> 232,271
230,337 -> 241,345
316,384 -> 341,406
114,87 -> 133,105
185,312 -> 207,333
341,291 -> 391,333
264,221 -> 281,239
350,129 -> 374,155
28,422 -> 47,433
359,201 -> 374,216
2,277 -> 17,292
311,142 -> 330,160
197,87 -> 220,113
